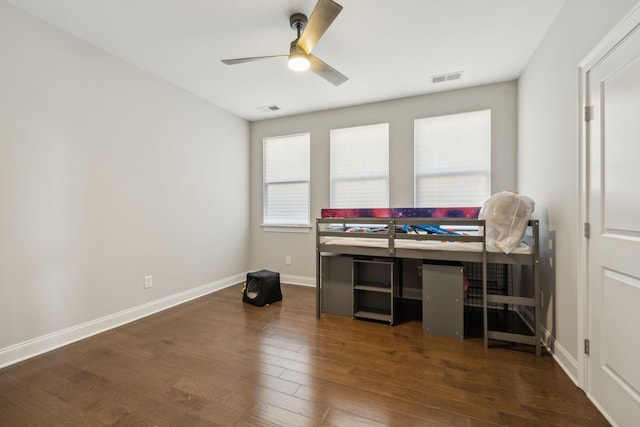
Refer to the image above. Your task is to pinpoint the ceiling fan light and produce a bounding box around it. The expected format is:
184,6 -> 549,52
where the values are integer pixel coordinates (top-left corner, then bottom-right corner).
288,53 -> 310,71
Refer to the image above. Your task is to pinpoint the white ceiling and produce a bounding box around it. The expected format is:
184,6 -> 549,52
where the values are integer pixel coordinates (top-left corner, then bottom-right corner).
5,0 -> 566,121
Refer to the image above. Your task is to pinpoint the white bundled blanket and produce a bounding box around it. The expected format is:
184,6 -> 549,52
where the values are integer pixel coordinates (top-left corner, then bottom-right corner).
479,191 -> 535,254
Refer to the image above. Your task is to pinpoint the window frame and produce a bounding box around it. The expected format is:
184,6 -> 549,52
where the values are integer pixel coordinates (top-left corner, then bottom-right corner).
262,133 -> 311,230
413,109 -> 492,208
329,123 -> 390,209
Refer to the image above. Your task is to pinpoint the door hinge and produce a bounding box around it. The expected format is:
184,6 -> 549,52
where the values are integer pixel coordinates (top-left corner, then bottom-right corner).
584,339 -> 590,355
584,105 -> 592,121
584,222 -> 590,239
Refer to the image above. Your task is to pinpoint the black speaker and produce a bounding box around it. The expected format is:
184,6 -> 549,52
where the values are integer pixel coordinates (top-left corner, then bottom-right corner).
243,270 -> 282,306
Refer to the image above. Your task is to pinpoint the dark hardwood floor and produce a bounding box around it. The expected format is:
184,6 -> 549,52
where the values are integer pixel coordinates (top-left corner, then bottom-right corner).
0,283 -> 609,426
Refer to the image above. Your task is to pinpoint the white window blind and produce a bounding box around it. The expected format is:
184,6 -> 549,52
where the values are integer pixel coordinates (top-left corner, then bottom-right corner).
263,133 -> 310,226
330,123 -> 389,208
414,110 -> 491,207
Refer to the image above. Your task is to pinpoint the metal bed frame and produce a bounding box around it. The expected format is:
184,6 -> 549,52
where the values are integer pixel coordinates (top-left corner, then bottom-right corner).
315,217 -> 541,356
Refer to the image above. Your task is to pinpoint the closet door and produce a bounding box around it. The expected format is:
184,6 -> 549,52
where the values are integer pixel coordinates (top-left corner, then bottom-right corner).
585,9 -> 640,425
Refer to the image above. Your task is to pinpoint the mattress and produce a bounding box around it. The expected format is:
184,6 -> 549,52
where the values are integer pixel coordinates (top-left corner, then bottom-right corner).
320,236 -> 532,254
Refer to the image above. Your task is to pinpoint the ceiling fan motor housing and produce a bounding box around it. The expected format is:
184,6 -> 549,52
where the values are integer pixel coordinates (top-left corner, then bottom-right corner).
289,13 -> 308,33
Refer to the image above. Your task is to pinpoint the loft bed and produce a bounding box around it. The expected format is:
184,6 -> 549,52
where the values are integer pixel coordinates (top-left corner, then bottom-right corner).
315,207 -> 542,356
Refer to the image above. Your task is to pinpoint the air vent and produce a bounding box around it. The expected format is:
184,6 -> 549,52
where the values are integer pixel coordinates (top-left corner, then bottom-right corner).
446,72 -> 462,81
257,105 -> 281,113
431,71 -> 463,84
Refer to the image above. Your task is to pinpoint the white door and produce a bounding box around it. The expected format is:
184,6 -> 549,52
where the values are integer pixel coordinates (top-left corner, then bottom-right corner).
586,14 -> 640,426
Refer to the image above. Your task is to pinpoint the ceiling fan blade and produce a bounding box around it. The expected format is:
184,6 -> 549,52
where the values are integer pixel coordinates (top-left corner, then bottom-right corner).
297,0 -> 343,54
309,54 -> 348,86
221,55 -> 286,65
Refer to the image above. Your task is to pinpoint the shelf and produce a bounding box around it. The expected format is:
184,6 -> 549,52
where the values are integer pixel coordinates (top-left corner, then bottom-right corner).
354,257 -> 395,263
354,283 -> 392,293
354,309 -> 392,323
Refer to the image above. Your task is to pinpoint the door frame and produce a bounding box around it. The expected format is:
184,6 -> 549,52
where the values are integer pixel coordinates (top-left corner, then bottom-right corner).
578,0 -> 640,397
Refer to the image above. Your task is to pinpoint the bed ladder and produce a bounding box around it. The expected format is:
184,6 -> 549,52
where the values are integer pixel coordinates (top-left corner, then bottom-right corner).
483,220 -> 541,356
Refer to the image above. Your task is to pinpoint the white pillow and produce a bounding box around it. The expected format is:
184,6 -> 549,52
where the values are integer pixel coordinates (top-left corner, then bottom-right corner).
479,192 -> 535,254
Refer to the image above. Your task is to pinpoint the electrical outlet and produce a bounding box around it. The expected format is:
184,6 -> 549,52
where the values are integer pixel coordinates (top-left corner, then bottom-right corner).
144,275 -> 153,289
285,256 -> 292,265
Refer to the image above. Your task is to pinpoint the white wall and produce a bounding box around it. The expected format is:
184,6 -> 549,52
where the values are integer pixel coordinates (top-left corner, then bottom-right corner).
518,0 -> 638,379
0,3 -> 250,365
8,0 -> 631,381
250,81 -> 518,283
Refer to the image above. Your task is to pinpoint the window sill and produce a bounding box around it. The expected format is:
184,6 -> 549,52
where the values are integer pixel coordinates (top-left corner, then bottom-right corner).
261,224 -> 312,234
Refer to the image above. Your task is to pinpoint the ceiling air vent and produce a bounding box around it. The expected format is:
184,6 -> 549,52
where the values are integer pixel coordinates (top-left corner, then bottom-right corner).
257,105 -> 281,113
431,71 -> 463,84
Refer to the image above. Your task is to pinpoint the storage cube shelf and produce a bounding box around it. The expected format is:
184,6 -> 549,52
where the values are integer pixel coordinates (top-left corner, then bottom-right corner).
352,258 -> 399,325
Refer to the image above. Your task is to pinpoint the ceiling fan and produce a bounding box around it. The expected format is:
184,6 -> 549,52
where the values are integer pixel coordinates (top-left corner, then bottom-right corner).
221,0 -> 348,86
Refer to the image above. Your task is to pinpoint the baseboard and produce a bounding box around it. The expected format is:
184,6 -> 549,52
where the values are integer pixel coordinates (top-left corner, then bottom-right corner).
518,308 -> 580,387
548,331 -> 579,387
0,273 -> 244,369
280,274 -> 316,287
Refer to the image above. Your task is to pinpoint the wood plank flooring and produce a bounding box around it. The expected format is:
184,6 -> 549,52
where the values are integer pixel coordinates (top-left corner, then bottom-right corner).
0,283 -> 609,426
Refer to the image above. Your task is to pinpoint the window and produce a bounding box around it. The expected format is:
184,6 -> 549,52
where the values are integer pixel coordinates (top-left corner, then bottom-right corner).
263,133 -> 310,226
330,123 -> 389,208
414,110 -> 491,207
